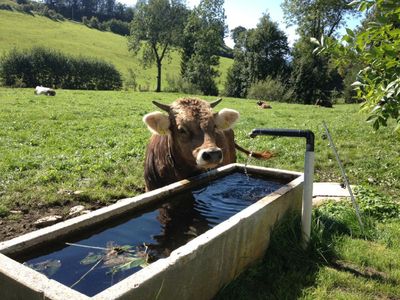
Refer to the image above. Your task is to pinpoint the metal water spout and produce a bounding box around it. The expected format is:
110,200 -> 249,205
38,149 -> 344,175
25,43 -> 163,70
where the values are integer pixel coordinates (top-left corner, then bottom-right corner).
249,129 -> 315,247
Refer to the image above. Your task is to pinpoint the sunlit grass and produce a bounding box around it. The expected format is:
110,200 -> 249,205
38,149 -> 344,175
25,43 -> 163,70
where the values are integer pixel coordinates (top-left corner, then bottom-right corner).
0,88 -> 398,213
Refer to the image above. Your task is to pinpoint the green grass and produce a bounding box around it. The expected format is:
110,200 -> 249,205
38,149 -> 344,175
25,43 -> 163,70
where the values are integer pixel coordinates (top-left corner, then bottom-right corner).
0,9 -> 233,90
0,88 -> 398,211
0,88 -> 399,298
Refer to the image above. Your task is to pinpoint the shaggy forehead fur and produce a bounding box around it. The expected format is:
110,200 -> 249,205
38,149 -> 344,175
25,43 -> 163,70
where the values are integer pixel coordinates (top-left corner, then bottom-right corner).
170,98 -> 213,126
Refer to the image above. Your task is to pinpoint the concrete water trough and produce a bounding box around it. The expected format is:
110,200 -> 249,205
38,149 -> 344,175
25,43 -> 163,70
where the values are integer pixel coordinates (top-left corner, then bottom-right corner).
0,163 -> 303,300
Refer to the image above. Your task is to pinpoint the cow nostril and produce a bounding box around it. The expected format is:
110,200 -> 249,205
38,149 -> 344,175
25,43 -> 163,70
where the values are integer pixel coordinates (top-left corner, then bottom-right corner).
201,150 -> 222,162
202,151 -> 212,161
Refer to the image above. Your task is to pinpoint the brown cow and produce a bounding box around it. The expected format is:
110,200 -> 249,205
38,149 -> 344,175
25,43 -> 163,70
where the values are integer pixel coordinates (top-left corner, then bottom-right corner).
256,100 -> 272,109
142,97 -> 272,191
315,99 -> 333,108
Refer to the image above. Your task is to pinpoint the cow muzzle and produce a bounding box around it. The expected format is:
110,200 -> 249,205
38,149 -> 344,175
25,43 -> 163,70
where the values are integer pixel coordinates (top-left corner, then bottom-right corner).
196,148 -> 223,168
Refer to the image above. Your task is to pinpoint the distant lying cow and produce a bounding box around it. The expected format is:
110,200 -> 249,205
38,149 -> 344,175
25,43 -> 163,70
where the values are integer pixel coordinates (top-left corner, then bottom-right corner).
257,100 -> 272,109
143,97 -> 273,191
35,86 -> 56,96
315,99 -> 332,108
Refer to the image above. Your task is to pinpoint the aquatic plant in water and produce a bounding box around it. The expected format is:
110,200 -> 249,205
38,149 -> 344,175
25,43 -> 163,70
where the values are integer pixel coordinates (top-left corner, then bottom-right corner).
69,241 -> 149,287
25,241 -> 149,288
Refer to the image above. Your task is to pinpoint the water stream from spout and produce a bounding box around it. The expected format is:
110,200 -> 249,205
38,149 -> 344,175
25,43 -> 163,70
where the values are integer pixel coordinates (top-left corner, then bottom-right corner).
243,135 -> 257,180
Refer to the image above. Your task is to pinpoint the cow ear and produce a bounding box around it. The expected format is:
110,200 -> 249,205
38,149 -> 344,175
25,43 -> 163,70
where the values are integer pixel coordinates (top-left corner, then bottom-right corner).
214,108 -> 240,130
143,112 -> 170,135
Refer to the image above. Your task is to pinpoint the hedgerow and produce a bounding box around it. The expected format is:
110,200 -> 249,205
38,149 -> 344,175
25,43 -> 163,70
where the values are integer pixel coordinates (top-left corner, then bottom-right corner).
0,47 -> 122,90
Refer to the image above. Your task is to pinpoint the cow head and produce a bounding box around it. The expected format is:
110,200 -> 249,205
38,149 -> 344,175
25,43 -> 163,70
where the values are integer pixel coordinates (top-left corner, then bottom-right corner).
143,98 -> 239,169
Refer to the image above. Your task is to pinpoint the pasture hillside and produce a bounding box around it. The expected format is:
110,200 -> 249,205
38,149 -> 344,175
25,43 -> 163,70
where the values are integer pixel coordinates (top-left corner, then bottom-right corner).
0,9 -> 232,90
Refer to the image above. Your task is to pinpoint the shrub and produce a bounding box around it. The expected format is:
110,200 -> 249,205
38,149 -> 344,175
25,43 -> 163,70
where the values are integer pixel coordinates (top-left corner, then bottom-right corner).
103,19 -> 130,36
19,3 -> 34,15
38,6 -> 64,21
125,69 -> 137,91
0,4 -> 13,11
248,77 -> 294,102
0,47 -> 122,90
82,16 -> 90,26
165,74 -> 201,94
223,64 -> 248,98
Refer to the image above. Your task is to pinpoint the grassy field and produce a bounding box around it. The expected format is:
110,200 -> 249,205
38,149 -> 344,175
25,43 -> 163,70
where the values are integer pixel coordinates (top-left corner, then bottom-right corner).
0,9 -> 232,90
0,88 -> 398,212
0,88 -> 399,298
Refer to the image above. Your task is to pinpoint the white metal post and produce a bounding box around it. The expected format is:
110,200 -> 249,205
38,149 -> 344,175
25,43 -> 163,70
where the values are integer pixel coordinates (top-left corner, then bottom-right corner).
301,150 -> 314,247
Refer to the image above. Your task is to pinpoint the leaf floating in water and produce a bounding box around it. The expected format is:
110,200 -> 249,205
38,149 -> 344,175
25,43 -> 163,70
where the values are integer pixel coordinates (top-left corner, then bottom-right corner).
80,252 -> 103,265
67,241 -> 149,280
107,256 -> 149,275
24,259 -> 61,277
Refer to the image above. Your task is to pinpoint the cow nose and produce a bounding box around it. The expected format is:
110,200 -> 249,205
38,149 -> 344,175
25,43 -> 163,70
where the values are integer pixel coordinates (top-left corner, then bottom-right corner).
201,149 -> 223,163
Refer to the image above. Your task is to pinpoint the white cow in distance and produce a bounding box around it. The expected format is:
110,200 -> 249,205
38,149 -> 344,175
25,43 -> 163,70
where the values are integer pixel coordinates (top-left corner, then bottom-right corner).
35,86 -> 56,96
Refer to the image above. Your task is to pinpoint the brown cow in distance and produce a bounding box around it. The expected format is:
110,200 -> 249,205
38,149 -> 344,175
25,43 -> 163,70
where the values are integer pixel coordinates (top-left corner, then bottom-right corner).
142,97 -> 273,191
315,99 -> 333,108
257,100 -> 272,109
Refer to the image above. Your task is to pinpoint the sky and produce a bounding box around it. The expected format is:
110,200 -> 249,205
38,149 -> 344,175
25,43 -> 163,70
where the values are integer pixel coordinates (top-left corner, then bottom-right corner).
120,0 -> 362,48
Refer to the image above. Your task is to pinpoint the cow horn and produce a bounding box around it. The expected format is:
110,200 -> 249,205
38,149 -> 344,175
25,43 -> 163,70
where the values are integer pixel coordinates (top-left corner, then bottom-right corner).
152,100 -> 170,112
210,98 -> 222,108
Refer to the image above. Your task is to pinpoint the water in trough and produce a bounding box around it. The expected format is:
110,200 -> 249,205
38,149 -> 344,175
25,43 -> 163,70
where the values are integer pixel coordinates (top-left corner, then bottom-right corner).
20,172 -> 284,296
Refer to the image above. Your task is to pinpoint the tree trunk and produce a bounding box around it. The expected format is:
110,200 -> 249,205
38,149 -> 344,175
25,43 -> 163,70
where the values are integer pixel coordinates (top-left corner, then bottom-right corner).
156,59 -> 162,92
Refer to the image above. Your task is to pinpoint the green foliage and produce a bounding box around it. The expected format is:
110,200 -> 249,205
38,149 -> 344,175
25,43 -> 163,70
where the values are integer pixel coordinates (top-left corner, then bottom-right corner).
0,203 -> 8,217
0,47 -> 122,90
39,0 -> 134,23
247,76 -> 294,102
316,186 -> 400,232
164,74 -> 201,94
128,0 -> 187,92
125,68 -> 138,91
0,3 -> 13,10
224,14 -> 289,98
181,0 -> 226,96
354,185 -> 400,222
103,19 -> 130,36
223,63 -> 247,98
281,0 -> 359,38
281,0 -> 359,104
36,5 -> 64,21
290,38 -> 343,104
314,0 -> 400,131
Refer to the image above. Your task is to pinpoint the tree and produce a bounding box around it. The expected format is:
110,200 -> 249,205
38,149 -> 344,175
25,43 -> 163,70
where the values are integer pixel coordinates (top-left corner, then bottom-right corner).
282,0 -> 358,38
230,26 -> 246,45
128,0 -> 187,92
281,0 -> 357,104
290,38 -> 342,104
314,0 -> 400,131
181,0 -> 227,95
224,14 -> 289,98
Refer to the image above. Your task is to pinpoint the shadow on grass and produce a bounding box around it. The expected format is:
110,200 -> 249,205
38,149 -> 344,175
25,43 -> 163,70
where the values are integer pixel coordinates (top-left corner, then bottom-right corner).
215,208 -> 373,300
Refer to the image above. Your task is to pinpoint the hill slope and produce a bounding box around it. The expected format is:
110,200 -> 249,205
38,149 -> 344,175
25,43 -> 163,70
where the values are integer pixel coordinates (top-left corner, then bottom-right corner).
0,9 -> 233,90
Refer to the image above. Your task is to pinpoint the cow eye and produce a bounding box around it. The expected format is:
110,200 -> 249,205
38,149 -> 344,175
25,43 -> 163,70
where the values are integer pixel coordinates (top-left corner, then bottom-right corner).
178,127 -> 190,136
